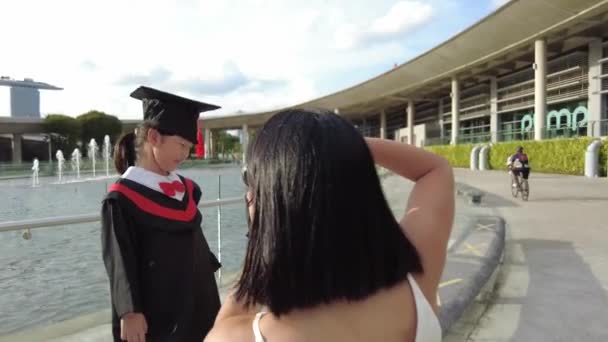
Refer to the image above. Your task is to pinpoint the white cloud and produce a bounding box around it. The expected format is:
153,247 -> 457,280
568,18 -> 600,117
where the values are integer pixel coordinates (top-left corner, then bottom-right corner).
0,0 -> 445,120
335,1 -> 434,50
370,1 -> 434,34
492,0 -> 511,8
0,0 -> 332,118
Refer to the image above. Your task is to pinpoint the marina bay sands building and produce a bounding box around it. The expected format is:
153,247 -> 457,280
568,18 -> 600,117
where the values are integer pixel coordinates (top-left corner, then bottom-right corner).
0,77 -> 62,118
0,77 -> 62,162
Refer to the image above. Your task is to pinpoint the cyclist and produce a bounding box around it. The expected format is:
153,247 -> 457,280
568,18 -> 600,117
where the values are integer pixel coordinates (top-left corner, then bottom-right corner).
507,146 -> 530,188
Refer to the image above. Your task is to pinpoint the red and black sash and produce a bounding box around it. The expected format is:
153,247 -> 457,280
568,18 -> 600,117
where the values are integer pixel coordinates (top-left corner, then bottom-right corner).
108,178 -> 197,222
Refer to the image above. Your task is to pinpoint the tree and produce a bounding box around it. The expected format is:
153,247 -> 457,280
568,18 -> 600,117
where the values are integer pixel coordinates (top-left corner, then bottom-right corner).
77,111 -> 123,156
215,130 -> 241,156
43,114 -> 81,154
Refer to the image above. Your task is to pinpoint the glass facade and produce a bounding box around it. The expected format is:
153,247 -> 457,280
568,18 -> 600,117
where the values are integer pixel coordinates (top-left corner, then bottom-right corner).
498,100 -> 588,141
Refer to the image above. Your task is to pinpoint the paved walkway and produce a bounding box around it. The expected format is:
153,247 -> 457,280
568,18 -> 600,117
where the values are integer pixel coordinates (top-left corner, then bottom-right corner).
452,169 -> 608,341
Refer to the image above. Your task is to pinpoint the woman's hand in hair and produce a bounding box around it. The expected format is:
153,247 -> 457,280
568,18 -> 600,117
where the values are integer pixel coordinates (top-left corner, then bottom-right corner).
365,137 -> 454,310
364,137 -> 448,182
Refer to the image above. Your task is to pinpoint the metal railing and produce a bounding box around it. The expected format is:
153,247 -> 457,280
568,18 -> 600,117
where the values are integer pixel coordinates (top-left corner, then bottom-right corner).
0,158 -> 241,179
425,122 -> 608,146
589,119 -> 608,137
0,159 -> 109,180
458,132 -> 492,144
0,195 -> 243,284
0,197 -> 242,233
424,137 -> 451,146
0,160 -> 55,177
0,171 -> 247,338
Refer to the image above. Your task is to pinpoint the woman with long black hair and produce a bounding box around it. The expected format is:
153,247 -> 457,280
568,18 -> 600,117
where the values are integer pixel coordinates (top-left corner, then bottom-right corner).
207,108 -> 454,342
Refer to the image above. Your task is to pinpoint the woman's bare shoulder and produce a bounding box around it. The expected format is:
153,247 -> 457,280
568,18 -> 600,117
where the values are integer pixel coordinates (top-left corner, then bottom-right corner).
205,315 -> 255,342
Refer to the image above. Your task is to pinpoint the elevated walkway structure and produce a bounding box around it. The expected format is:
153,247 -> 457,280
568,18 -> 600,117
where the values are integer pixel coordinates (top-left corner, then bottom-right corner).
0,117 -> 141,163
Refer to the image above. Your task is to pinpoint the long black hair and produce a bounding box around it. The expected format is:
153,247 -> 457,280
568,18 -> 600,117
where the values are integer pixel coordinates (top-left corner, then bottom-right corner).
235,108 -> 422,316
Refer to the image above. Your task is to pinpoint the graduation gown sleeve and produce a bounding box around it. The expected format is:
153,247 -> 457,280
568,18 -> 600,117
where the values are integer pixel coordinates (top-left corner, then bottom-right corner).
101,198 -> 142,317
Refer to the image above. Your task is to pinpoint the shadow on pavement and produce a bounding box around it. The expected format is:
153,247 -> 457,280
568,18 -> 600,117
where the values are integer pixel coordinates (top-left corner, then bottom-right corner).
497,239 -> 608,341
524,196 -> 608,203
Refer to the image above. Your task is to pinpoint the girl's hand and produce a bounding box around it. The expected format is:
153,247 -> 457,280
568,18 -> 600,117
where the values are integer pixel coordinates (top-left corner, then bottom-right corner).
121,312 -> 148,342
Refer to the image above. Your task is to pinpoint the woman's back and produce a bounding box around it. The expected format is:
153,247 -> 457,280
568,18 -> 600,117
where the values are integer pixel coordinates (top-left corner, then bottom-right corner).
249,274 -> 440,342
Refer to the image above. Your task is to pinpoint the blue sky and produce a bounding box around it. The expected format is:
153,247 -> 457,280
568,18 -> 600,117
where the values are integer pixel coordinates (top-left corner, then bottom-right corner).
0,0 -> 510,119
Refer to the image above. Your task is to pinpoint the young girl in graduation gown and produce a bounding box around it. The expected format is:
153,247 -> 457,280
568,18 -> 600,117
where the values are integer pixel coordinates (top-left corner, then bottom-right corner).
101,86 -> 222,342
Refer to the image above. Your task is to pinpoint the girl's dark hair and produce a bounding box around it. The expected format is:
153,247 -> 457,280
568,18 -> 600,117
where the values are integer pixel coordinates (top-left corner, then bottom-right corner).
235,108 -> 423,317
113,121 -> 155,174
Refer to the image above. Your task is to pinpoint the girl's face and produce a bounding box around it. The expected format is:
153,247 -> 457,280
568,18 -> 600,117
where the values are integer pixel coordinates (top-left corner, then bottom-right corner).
147,129 -> 193,173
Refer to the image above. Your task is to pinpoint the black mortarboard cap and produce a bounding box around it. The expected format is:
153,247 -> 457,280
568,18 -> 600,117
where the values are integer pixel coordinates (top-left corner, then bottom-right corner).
130,86 -> 220,144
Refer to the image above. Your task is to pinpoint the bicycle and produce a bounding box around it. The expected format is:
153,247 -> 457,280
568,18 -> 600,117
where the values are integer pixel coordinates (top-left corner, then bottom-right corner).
510,170 -> 529,201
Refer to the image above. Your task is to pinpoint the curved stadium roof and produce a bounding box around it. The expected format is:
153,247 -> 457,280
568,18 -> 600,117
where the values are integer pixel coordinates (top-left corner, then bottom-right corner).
204,0 -> 608,129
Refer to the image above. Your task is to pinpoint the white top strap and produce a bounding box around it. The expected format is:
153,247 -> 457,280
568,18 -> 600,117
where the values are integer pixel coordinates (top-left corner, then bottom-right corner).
251,277 -> 441,342
252,311 -> 268,342
407,273 -> 442,342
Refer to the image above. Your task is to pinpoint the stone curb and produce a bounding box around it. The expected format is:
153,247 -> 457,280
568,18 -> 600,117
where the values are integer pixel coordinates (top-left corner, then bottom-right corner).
438,215 -> 506,335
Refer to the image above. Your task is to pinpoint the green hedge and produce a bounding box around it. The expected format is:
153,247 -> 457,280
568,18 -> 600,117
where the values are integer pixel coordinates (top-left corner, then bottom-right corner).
600,142 -> 607,177
425,137 -> 608,176
425,144 -> 474,168
489,138 -> 596,175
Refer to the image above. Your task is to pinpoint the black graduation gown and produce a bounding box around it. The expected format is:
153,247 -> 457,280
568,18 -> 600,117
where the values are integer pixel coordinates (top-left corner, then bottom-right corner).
101,175 -> 221,342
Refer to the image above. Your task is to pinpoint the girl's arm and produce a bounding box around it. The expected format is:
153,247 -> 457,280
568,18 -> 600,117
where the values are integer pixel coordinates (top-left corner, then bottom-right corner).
101,199 -> 148,342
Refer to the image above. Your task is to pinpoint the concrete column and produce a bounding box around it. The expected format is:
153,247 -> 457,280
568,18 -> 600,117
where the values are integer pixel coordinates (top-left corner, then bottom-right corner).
438,98 -> 444,140
534,39 -> 547,140
490,77 -> 499,142
588,39 -> 603,137
407,100 -> 415,145
12,133 -> 23,163
451,77 -> 460,145
209,130 -> 215,159
46,134 -> 53,165
204,128 -> 211,159
242,123 -> 249,164
361,118 -> 368,137
380,111 -> 387,139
